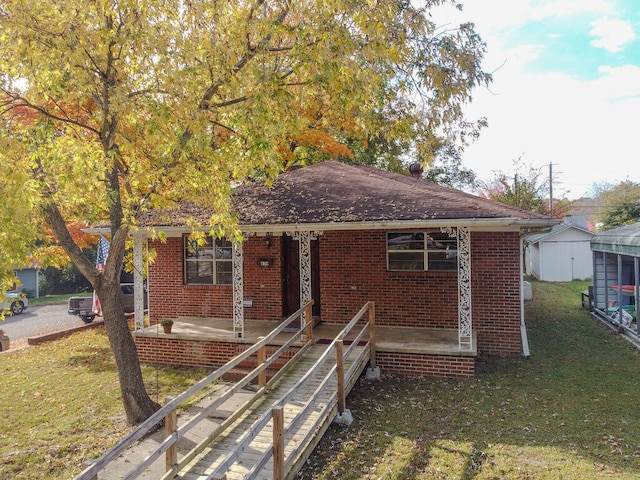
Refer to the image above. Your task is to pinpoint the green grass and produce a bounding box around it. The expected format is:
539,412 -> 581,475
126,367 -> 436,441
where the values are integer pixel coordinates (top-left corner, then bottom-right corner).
297,280 -> 640,479
2,281 -> 640,479
28,293 -> 78,306
0,329 -> 209,479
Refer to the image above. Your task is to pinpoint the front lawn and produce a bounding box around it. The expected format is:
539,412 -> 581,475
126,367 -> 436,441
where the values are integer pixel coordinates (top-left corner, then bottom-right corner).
1,280 -> 639,479
296,280 -> 640,479
0,329 -> 208,479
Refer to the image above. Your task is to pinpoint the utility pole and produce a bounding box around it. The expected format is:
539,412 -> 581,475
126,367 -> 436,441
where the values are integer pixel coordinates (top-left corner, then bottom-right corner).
549,162 -> 553,217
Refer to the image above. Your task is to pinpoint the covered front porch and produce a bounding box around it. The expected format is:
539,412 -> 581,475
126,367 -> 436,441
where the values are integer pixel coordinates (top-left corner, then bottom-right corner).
134,316 -> 478,378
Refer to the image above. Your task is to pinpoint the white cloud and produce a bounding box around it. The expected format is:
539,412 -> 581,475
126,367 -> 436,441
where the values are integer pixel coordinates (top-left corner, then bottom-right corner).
431,1 -> 639,199
463,65 -> 639,199
596,65 -> 640,100
589,18 -> 636,52
528,0 -> 613,20
451,0 -> 613,31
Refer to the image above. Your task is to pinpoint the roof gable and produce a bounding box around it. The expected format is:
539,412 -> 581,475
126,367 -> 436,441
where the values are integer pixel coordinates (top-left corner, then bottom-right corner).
525,224 -> 593,244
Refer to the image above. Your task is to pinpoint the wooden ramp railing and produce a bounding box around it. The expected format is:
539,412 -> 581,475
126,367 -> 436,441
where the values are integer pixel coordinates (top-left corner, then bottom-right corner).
74,301 -> 377,480
197,301 -> 377,480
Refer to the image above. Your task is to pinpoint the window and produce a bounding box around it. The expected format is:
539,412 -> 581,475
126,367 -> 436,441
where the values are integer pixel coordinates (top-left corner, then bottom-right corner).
184,236 -> 233,285
387,231 -> 457,271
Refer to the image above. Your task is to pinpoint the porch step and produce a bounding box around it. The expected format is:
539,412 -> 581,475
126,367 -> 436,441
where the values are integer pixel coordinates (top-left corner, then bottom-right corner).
233,346 -> 297,370
224,352 -> 290,383
222,366 -> 279,384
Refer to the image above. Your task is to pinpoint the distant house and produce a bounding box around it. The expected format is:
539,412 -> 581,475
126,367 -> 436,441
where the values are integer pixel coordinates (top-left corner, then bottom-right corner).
117,161 -> 556,377
13,266 -> 40,297
590,222 -> 640,337
524,216 -> 593,282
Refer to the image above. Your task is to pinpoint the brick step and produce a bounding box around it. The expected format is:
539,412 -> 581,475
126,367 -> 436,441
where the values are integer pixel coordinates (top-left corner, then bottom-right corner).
236,357 -> 291,371
222,366 -> 280,384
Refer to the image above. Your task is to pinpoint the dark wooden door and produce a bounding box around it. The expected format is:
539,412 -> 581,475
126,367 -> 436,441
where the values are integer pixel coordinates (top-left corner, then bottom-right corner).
283,235 -> 300,317
283,236 -> 320,317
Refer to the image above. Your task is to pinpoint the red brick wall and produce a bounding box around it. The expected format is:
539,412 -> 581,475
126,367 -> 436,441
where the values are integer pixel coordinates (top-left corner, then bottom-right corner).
136,336 -> 238,367
319,230 -> 522,356
148,236 -> 283,324
471,231 -> 522,356
376,351 -> 475,378
319,231 -> 459,327
148,229 -> 523,357
135,335 -> 298,369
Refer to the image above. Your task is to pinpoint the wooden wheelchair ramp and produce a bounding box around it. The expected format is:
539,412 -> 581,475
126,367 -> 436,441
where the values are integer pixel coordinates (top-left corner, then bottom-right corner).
75,301 -> 378,480
176,341 -> 370,480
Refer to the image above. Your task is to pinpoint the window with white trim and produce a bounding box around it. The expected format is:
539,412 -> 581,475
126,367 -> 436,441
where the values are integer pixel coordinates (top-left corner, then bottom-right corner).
387,231 -> 457,271
184,236 -> 232,285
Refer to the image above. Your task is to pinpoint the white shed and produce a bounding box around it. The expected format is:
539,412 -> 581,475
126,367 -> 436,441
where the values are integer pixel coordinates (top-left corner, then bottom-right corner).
525,223 -> 594,281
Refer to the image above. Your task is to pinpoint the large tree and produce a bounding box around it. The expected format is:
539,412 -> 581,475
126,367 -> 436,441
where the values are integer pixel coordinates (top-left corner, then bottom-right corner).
597,180 -> 640,230
476,156 -> 570,217
0,0 -> 490,424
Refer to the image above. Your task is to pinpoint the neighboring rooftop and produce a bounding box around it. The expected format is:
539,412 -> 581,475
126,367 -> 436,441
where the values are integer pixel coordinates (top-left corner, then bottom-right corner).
591,222 -> 640,257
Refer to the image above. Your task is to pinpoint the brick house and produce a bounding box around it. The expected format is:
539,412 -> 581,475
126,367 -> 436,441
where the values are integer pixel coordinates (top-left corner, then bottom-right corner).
127,161 -> 556,377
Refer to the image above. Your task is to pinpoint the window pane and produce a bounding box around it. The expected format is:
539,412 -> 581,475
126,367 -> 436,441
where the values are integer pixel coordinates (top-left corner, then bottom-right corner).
388,251 -> 424,270
427,232 -> 456,250
216,261 -> 232,285
214,238 -> 232,259
388,232 -> 424,250
428,251 -> 457,271
186,261 -> 213,284
426,231 -> 457,270
185,239 -> 214,259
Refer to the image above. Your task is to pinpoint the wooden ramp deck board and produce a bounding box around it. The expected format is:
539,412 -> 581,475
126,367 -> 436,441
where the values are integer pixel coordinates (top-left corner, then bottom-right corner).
176,342 -> 369,480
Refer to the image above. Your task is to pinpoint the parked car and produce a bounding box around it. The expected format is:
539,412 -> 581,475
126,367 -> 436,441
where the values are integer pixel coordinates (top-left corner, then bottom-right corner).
67,295 -> 95,323
68,283 -> 146,323
2,291 -> 28,315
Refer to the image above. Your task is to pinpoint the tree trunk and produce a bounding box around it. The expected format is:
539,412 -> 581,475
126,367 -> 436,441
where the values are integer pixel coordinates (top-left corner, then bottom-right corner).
98,282 -> 160,425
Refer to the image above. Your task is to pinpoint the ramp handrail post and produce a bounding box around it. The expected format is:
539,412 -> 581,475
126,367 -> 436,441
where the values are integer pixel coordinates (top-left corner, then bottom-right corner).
335,340 -> 346,414
164,399 -> 178,472
303,300 -> 313,342
258,338 -> 267,389
272,406 -> 285,480
368,301 -> 376,369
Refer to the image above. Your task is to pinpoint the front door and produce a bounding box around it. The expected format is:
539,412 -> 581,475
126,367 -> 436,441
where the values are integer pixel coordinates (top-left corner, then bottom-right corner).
283,235 -> 320,318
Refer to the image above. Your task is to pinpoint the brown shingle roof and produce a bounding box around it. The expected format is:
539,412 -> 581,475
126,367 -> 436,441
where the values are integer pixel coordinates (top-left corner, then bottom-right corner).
138,160 -> 554,229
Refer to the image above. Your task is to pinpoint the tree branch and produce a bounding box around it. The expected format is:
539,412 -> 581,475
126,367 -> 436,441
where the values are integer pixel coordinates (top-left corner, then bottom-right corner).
0,89 -> 100,135
198,1 -> 292,110
41,202 -> 97,285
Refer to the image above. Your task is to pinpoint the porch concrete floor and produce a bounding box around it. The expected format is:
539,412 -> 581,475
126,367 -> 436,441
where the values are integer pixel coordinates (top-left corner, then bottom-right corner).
135,317 -> 477,357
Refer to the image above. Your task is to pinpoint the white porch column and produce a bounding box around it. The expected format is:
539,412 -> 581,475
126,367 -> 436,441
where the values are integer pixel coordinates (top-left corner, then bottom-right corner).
443,226 -> 473,350
232,240 -> 244,338
457,226 -> 473,350
288,231 -> 322,327
132,232 -> 146,332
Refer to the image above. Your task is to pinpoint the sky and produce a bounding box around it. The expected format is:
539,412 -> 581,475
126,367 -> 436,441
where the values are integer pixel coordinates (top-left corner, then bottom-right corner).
435,0 -> 640,199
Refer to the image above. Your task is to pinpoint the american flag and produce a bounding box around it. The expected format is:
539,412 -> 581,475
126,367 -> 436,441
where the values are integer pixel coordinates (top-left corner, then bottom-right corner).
96,235 -> 110,271
93,235 -> 110,316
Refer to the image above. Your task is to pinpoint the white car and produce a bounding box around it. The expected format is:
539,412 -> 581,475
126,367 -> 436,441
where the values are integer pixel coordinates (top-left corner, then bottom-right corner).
3,291 -> 28,315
